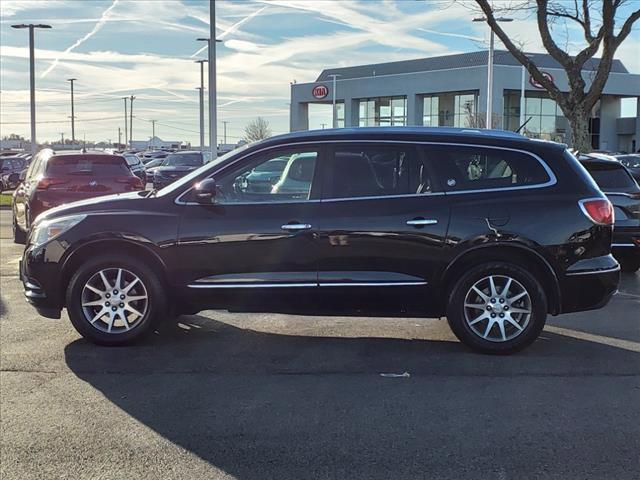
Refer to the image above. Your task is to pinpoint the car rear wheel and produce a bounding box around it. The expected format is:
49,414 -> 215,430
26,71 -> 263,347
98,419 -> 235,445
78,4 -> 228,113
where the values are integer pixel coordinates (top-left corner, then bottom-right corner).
66,255 -> 167,345
446,262 -> 547,354
619,254 -> 640,273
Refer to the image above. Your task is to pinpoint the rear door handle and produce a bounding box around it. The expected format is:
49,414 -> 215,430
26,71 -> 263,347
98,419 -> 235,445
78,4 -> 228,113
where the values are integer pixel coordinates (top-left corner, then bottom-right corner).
406,218 -> 438,226
281,223 -> 312,231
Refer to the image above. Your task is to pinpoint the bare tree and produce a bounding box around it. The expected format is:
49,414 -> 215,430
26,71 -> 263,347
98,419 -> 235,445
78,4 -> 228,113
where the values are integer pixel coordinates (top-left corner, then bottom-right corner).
475,0 -> 639,152
243,117 -> 272,142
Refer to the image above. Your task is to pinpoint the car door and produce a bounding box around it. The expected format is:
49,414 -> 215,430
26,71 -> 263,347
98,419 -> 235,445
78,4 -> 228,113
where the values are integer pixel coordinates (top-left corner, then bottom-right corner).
175,145 -> 324,306
314,142 -> 450,310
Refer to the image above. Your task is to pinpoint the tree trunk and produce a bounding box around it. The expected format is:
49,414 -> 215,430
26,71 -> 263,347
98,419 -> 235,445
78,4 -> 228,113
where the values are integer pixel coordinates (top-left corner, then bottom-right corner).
566,106 -> 592,153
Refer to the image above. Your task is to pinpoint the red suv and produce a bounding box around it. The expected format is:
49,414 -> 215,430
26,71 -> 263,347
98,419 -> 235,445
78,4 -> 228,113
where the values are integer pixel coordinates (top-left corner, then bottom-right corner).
12,150 -> 144,243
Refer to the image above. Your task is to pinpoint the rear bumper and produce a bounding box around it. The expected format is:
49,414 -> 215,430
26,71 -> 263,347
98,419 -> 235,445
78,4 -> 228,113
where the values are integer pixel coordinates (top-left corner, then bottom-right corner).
559,254 -> 620,314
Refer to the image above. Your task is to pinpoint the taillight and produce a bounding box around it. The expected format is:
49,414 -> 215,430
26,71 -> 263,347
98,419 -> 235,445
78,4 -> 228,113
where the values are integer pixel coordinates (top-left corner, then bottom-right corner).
579,198 -> 614,225
36,177 -> 68,190
116,176 -> 144,191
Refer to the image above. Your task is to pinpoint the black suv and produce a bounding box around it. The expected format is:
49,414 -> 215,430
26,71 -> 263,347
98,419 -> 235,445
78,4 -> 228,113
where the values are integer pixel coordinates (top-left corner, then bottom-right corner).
151,151 -> 210,189
579,154 -> 640,272
20,128 -> 619,353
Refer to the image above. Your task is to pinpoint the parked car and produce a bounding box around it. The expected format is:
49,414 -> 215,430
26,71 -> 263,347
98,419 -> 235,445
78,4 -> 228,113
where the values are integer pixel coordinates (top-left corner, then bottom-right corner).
151,151 -> 209,189
122,152 -> 147,185
235,157 -> 288,194
19,127 -> 619,353
140,150 -> 168,164
1,156 -> 28,191
12,149 -> 144,243
579,154 -> 640,272
614,154 -> 640,183
142,157 -> 165,171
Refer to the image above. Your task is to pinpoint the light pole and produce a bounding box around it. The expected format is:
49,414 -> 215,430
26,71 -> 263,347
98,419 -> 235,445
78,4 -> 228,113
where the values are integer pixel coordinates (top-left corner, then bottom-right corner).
222,120 -> 229,144
327,74 -> 341,128
67,78 -> 76,143
198,6 -> 223,159
473,16 -> 512,128
11,23 -> 52,155
122,97 -> 128,147
129,95 -> 135,149
151,119 -> 156,149
195,59 -> 208,151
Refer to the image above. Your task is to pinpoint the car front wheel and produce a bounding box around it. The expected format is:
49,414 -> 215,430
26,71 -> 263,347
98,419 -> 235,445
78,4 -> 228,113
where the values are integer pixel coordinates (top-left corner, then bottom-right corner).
66,255 -> 167,345
446,262 -> 548,354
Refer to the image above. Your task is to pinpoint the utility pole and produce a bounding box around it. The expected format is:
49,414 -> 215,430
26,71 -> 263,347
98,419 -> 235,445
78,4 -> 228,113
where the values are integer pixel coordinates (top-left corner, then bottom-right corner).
122,97 -> 128,147
150,119 -> 156,149
195,59 -> 207,152
320,123 -> 326,129
209,0 -> 217,158
60,132 -> 64,145
222,121 -> 229,145
129,95 -> 135,149
67,78 -> 76,142
118,127 -> 122,148
11,23 -> 52,155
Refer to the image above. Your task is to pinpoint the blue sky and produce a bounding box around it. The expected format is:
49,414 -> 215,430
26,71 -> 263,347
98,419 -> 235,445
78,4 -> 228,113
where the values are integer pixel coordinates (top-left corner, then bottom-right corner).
1,0 -> 638,145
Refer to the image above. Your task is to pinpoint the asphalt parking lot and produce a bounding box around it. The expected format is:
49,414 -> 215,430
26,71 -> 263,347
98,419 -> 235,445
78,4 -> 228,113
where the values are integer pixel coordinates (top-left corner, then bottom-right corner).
0,208 -> 638,480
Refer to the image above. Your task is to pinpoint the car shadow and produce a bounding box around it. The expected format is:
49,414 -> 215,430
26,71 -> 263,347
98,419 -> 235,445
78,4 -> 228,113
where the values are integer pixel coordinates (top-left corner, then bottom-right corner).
63,314 -> 640,479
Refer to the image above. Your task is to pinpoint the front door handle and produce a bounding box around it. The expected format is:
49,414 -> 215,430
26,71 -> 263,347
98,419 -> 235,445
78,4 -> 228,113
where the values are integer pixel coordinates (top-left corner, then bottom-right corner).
281,223 -> 312,231
406,218 -> 438,226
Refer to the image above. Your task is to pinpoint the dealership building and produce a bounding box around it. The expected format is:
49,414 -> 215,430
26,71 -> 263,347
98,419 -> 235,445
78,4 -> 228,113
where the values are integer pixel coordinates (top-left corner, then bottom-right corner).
289,50 -> 640,152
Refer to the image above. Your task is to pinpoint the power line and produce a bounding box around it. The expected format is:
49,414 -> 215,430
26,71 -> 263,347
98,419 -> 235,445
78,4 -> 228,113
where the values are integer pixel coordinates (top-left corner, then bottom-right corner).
0,115 -> 122,125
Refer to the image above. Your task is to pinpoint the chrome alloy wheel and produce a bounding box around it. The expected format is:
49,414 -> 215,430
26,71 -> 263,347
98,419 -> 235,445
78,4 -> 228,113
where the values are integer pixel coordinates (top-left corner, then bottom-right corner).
80,268 -> 149,334
463,275 -> 532,343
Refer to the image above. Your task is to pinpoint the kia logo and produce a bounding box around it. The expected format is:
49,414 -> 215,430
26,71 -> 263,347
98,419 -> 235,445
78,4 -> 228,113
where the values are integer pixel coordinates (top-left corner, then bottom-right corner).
312,85 -> 329,99
529,72 -> 554,89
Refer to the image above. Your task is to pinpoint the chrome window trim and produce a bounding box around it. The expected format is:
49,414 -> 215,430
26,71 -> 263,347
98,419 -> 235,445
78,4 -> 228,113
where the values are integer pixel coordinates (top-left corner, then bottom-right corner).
174,139 -> 558,206
611,243 -> 636,247
565,265 -> 621,276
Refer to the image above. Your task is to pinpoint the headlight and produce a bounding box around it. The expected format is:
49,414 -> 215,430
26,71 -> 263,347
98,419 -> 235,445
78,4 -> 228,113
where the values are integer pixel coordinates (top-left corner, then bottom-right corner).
31,215 -> 86,247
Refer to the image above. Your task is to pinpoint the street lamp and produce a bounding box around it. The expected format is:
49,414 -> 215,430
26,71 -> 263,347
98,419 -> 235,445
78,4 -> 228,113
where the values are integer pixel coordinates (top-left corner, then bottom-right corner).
198,27 -> 223,158
195,59 -> 208,152
327,74 -> 341,128
67,78 -> 77,143
11,23 -> 52,155
472,16 -> 513,129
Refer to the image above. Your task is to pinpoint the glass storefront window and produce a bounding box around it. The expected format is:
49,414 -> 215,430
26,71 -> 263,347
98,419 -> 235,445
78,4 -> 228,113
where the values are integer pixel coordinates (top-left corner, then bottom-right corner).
358,96 -> 407,127
423,95 -> 439,126
504,90 -> 564,142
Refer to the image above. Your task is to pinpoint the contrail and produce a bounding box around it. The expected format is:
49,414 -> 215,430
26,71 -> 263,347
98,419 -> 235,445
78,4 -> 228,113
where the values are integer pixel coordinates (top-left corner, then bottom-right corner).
41,0 -> 119,78
190,5 -> 267,57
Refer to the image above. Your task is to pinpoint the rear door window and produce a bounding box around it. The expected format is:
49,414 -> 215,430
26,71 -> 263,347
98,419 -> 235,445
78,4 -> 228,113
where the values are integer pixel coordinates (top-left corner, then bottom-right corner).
46,156 -> 131,176
584,163 -> 637,190
425,144 -> 551,191
322,144 -> 436,199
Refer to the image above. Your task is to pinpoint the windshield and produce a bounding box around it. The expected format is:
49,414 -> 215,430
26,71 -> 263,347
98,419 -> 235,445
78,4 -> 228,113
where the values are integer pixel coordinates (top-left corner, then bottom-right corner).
156,144 -> 250,197
163,153 -> 202,167
253,159 -> 287,173
124,155 -> 140,166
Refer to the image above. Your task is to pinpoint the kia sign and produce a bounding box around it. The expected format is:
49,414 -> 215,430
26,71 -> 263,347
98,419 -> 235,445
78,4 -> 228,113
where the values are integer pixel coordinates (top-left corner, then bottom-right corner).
529,72 -> 554,89
312,84 -> 329,99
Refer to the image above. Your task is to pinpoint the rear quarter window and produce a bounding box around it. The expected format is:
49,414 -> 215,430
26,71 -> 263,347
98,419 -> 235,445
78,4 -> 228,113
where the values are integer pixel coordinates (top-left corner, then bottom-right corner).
47,156 -> 131,176
424,144 -> 551,191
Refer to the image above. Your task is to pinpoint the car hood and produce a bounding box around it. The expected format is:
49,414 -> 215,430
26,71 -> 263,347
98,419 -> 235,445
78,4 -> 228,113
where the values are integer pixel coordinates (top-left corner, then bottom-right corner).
33,191 -> 148,225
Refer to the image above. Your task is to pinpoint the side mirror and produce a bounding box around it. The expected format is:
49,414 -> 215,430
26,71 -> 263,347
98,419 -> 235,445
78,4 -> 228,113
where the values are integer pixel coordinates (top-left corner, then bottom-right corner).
19,169 -> 27,182
194,178 -> 217,204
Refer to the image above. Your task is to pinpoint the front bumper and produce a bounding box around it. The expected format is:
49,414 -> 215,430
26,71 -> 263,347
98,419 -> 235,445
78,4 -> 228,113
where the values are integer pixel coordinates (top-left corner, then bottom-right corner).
20,248 -> 62,319
559,254 -> 620,314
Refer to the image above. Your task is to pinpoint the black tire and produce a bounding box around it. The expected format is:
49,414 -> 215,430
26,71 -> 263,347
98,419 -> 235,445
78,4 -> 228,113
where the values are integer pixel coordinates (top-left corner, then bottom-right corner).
12,213 -> 26,244
65,254 -> 168,345
446,262 -> 548,354
620,255 -> 640,273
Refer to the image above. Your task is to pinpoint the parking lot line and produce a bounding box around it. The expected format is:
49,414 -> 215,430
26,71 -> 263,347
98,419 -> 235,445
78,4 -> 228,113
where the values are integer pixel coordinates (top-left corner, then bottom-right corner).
545,325 -> 640,353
